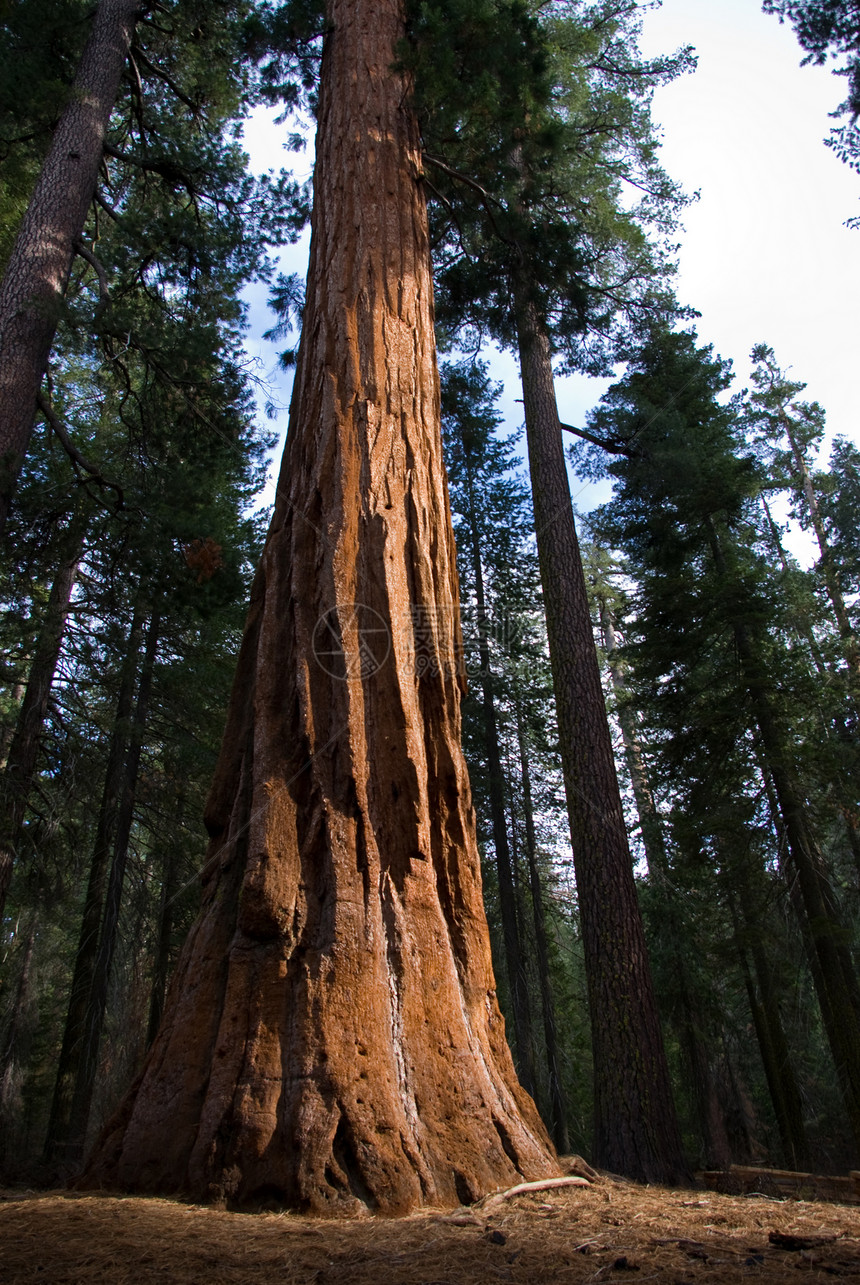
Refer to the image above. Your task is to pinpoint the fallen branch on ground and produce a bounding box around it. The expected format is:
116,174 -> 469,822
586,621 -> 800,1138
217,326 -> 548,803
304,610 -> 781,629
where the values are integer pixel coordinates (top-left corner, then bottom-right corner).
476,1175 -> 592,1213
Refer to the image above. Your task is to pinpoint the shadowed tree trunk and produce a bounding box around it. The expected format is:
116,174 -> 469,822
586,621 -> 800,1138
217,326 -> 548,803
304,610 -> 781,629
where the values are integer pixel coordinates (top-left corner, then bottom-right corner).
514,694 -> 569,1153
706,516 -> 860,1155
145,797 -> 186,1050
79,0 -> 557,1213
598,600 -> 668,878
0,0 -> 139,531
44,599 -> 144,1167
598,597 -> 732,1167
735,934 -> 810,1171
460,463 -> 536,1095
0,914 -> 38,1168
66,609 -> 160,1160
0,520 -> 84,917
513,286 -> 688,1185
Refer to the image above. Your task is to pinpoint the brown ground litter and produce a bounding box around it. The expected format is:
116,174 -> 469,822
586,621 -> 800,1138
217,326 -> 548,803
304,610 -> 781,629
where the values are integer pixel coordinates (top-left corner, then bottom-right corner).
2,1171 -> 860,1284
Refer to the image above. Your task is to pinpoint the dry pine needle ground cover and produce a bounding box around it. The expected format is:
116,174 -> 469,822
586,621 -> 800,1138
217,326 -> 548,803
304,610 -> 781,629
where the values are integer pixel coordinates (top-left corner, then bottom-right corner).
2,1169 -> 860,1284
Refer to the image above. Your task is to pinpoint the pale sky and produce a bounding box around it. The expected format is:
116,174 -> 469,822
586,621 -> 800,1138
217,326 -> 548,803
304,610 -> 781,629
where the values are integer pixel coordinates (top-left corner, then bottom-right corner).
244,0 -> 860,512
636,0 -> 860,443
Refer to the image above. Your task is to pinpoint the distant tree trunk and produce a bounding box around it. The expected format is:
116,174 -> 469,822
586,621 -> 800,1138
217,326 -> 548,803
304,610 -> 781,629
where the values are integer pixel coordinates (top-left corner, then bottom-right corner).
782,417 -> 860,682
0,0 -> 139,531
513,286 -> 688,1185
0,522 -> 84,917
66,609 -> 159,1159
707,518 -> 860,1155
598,600 -> 669,877
679,1008 -> 733,1171
759,495 -> 860,880
735,933 -> 810,1170
462,479 -> 536,1094
0,680 -> 25,770
145,797 -> 186,1049
44,600 -> 144,1167
514,695 -> 569,1153
0,914 -> 38,1141
598,599 -> 736,1167
79,0 -> 557,1213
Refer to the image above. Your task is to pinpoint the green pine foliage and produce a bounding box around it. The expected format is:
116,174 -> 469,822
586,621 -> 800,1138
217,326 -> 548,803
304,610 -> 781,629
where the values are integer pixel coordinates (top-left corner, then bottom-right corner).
405,0 -> 693,368
575,324 -> 860,1168
763,0 -> 860,180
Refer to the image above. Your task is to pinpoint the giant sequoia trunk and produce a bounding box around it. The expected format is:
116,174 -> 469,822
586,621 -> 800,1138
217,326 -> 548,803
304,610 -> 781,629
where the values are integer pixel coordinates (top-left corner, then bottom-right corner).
80,0 -> 557,1213
513,287 -> 689,1185
0,0 -> 139,531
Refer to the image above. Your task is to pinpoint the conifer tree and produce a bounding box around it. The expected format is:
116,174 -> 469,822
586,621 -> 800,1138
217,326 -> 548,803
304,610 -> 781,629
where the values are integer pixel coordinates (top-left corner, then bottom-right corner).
406,0 -> 692,1183
79,0 -> 558,1210
587,324 -> 860,1160
763,0 -> 860,181
440,358 -> 573,1151
440,359 -> 538,1098
0,0 -> 140,529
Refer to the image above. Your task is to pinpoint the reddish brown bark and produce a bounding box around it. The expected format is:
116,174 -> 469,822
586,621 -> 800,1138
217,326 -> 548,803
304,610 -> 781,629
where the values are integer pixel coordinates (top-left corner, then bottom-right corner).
0,0 -> 139,530
79,0 -> 557,1213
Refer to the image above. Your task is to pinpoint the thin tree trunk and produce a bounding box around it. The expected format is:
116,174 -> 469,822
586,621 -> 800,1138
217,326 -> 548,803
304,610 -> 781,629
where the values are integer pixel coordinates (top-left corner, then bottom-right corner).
680,1005 -> 733,1170
707,517 -> 860,1154
599,600 -> 669,877
782,418 -> 860,681
0,680 -> 25,770
146,799 -> 185,1049
0,0 -> 139,530
0,916 -> 38,1077
0,914 -> 38,1167
43,600 -> 144,1166
740,932 -> 810,1170
759,494 -> 860,881
513,286 -> 688,1184
463,482 -> 536,1093
66,609 -> 160,1159
80,0 -> 557,1212
723,859 -> 809,1170
0,523 -> 84,917
598,600 -> 737,1167
514,694 -> 569,1153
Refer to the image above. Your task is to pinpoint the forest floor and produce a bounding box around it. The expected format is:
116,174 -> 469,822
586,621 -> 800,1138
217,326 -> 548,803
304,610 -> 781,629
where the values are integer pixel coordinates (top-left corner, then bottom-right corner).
1,1169 -> 859,1284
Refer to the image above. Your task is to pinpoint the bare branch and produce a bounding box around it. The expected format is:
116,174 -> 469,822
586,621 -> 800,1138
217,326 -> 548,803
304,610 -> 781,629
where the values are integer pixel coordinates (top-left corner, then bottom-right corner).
560,420 -> 639,457
74,239 -> 111,322
37,393 -> 124,510
132,44 -> 200,113
421,152 -> 516,247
